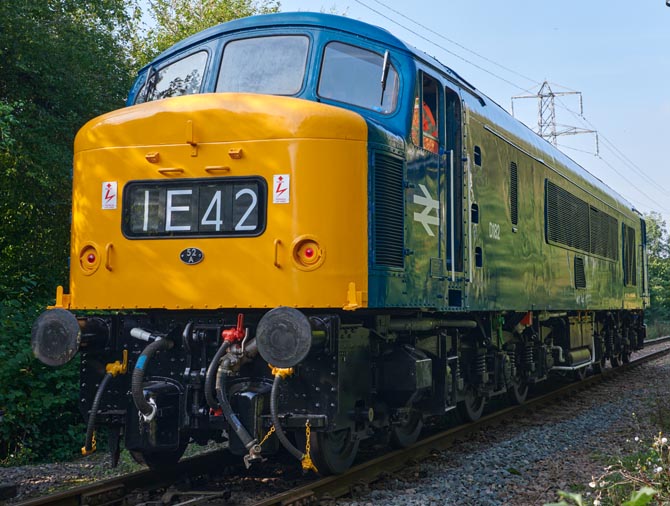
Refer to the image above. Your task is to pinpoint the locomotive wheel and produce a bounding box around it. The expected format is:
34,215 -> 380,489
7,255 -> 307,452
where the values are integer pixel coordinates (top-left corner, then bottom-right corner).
610,353 -> 622,368
458,389 -> 486,422
507,380 -> 529,405
390,410 -> 424,448
129,441 -> 188,471
622,350 -> 632,364
574,367 -> 587,381
306,428 -> 359,475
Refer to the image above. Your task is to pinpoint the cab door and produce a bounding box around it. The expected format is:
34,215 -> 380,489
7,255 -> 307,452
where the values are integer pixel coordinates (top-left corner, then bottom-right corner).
443,85 -> 465,308
406,72 -> 444,308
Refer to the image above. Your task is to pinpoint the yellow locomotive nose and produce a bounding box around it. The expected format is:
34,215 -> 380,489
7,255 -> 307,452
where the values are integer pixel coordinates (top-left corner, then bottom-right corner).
68,93 -> 369,312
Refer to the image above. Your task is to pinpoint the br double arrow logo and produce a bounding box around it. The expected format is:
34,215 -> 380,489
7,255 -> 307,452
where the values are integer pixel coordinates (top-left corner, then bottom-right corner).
413,184 -> 439,237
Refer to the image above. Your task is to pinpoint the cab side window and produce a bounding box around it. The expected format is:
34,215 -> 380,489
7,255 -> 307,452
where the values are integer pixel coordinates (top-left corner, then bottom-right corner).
411,73 -> 440,153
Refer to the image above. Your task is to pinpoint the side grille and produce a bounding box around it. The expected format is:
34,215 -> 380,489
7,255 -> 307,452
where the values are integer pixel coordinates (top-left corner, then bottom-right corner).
589,206 -> 618,260
373,152 -> 404,268
510,162 -> 518,225
546,180 -> 590,252
623,224 -> 637,286
545,180 -> 618,260
574,256 -> 586,289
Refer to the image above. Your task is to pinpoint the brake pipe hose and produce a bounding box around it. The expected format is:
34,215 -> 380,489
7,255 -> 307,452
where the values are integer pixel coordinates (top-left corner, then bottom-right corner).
269,368 -> 304,461
131,332 -> 173,421
215,362 -> 257,451
205,340 -> 231,410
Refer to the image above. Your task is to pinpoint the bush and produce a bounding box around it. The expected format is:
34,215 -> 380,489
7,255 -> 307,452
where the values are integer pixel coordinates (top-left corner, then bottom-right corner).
546,431 -> 670,505
645,320 -> 670,340
545,487 -> 656,506
0,278 -> 83,465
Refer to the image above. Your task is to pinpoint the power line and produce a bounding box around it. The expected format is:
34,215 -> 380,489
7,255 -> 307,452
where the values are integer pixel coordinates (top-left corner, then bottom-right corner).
352,0 -> 668,215
555,144 -> 666,211
353,0 -> 536,94
554,97 -> 670,194
364,0 -> 541,89
556,143 -> 598,157
596,154 -> 670,213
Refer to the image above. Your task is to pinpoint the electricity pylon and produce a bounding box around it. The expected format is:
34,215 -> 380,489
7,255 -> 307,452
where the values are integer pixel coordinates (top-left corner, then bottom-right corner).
511,81 -> 599,154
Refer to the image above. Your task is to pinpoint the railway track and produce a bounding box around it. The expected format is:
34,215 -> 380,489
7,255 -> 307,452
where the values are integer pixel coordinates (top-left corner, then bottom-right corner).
10,339 -> 670,506
253,340 -> 670,506
8,450 -> 240,506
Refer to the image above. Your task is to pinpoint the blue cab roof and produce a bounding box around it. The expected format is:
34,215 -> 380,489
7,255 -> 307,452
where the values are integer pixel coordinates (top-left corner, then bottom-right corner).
146,12 -> 404,62
139,11 -> 635,215
142,12 -> 469,85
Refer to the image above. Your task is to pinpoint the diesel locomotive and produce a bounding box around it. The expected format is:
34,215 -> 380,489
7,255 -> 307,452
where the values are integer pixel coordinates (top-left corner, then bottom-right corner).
31,12 -> 648,474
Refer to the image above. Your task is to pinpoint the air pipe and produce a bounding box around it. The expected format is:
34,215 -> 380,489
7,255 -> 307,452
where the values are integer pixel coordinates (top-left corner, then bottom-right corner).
213,314 -> 263,468
205,340 -> 231,410
215,361 -> 261,467
130,329 -> 174,421
269,371 -> 305,461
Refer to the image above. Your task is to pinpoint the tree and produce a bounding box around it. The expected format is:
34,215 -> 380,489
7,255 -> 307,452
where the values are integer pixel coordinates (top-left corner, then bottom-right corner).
644,212 -> 670,324
645,211 -> 669,260
131,0 -> 281,67
0,0 -> 285,465
0,0 -> 134,464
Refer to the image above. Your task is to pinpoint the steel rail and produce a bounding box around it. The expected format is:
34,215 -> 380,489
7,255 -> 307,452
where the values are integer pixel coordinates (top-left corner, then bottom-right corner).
10,450 -> 237,506
251,344 -> 670,506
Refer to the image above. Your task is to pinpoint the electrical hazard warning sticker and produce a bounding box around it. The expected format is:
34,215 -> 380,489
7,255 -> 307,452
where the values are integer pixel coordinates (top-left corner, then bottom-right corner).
273,174 -> 290,204
102,181 -> 118,210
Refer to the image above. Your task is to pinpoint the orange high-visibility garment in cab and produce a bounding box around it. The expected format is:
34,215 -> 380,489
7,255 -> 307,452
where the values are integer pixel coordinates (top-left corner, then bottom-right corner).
411,98 -> 438,153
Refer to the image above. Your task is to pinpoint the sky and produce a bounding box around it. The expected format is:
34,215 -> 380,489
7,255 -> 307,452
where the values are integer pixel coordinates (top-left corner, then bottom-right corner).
280,0 -> 670,225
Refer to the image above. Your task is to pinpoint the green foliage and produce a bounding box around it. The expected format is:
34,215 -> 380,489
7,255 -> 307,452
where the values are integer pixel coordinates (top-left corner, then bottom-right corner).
644,212 -> 670,323
644,211 -> 669,260
546,432 -> 670,506
645,321 -> 670,339
0,281 -> 83,464
0,0 -> 134,299
0,0 -> 287,466
623,487 -> 657,506
0,0 -> 133,464
546,487 -> 657,506
545,490 -> 586,506
130,0 -> 281,67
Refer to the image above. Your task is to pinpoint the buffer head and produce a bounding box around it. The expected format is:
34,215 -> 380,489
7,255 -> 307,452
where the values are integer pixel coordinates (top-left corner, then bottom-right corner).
256,306 -> 312,368
31,308 -> 81,366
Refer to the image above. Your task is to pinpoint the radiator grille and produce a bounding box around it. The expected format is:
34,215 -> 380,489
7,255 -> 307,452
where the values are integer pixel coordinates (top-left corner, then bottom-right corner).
545,180 -> 618,260
589,206 -> 618,260
373,152 -> 404,268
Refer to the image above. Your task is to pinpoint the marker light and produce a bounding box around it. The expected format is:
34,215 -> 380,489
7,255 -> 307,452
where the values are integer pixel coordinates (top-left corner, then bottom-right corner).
292,236 -> 325,271
79,244 -> 101,275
